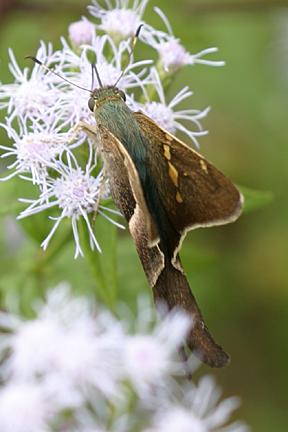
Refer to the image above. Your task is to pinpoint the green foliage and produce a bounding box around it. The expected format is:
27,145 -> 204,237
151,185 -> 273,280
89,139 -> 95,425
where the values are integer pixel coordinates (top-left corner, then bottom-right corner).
239,184 -> 274,213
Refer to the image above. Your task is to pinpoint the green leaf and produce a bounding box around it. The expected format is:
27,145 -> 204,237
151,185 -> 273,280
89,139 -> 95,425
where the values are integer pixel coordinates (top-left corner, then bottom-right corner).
0,202 -> 24,216
238,185 -> 273,213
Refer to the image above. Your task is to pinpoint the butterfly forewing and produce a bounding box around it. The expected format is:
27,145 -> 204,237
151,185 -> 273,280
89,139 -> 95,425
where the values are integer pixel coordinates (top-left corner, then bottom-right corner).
134,112 -> 243,235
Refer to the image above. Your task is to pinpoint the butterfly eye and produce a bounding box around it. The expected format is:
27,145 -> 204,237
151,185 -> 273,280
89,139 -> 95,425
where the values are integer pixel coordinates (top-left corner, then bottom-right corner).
88,97 -> 95,112
119,90 -> 126,102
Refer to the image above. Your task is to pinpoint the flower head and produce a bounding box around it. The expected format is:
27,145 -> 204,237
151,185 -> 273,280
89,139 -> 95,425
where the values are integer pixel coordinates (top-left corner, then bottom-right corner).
17,142 -> 124,258
88,0 -> 149,43
1,284 -> 124,400
0,118 -> 76,186
142,7 -> 225,73
0,383 -> 51,432
145,376 -> 248,432
69,18 -> 96,47
0,43 -> 61,123
123,312 -> 191,397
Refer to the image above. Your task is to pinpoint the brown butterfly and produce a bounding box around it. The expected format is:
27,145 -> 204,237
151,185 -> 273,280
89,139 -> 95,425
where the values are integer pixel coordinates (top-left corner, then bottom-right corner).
82,85 -> 243,367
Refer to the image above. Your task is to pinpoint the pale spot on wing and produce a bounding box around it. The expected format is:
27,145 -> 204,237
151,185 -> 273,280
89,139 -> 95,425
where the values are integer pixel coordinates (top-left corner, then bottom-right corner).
165,133 -> 173,142
200,159 -> 208,173
176,191 -> 183,203
168,162 -> 179,187
163,144 -> 171,160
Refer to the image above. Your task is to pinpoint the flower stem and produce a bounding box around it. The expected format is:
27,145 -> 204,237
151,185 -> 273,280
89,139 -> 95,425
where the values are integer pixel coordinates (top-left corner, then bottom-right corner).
79,216 -> 118,312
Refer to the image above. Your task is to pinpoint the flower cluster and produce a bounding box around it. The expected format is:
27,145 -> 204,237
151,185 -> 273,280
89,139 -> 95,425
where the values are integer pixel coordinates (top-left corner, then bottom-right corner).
0,0 -> 224,255
0,284 -> 248,432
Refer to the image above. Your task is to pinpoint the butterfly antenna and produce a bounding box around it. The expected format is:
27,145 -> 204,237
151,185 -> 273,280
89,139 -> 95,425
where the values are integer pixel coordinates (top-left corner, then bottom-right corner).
113,24 -> 143,88
92,63 -> 103,88
90,64 -> 95,91
25,56 -> 91,93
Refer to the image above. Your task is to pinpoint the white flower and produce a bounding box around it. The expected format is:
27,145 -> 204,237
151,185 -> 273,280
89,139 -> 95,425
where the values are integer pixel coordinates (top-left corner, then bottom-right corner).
142,7 -> 225,73
0,118 -> 76,186
69,18 -> 96,46
0,43 -> 61,123
147,407 -> 207,432
6,318 -> 67,380
17,142 -> 124,258
123,334 -> 171,394
123,308 -> 191,397
0,383 -> 51,432
2,284 -> 125,401
0,285 -> 248,431
141,69 -> 210,147
38,282 -> 92,323
145,376 -> 249,432
88,0 -> 149,43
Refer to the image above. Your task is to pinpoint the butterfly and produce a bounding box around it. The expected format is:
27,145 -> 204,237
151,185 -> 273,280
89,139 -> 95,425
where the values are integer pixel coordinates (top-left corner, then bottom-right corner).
81,84 -> 243,367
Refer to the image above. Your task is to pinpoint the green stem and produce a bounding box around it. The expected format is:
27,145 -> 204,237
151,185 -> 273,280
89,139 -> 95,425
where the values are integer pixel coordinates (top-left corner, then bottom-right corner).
79,217 -> 118,312
84,241 -> 113,308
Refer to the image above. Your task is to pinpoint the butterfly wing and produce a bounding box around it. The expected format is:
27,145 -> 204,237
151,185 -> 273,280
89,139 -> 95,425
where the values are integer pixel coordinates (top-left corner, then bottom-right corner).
134,112 -> 243,260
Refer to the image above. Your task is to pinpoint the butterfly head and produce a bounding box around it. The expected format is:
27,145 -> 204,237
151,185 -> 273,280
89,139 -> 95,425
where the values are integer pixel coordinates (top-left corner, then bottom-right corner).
88,86 -> 126,112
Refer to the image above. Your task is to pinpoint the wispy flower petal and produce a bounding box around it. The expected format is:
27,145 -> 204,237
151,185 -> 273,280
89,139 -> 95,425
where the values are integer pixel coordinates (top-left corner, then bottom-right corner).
140,69 -> 210,147
0,43 -> 61,123
142,7 -> 225,73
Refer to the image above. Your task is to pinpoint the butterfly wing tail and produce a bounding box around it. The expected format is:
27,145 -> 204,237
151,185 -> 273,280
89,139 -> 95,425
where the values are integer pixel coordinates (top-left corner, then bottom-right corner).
127,193 -> 230,368
153,259 -> 230,368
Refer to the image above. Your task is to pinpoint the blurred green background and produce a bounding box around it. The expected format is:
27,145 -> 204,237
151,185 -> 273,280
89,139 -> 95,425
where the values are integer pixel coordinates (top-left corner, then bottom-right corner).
0,0 -> 287,430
